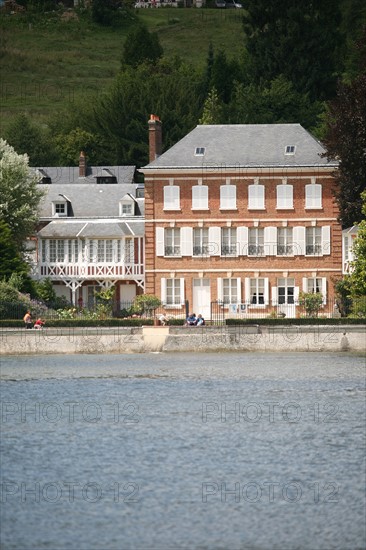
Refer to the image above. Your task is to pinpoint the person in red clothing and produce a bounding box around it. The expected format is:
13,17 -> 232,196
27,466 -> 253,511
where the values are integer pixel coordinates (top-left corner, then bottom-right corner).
34,318 -> 45,330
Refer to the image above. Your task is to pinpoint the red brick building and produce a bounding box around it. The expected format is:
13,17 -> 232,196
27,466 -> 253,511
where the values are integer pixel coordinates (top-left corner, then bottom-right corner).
141,117 -> 341,318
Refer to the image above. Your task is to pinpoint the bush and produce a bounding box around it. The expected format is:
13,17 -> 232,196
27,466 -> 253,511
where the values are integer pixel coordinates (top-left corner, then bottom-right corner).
350,296 -> 366,318
298,291 -> 324,317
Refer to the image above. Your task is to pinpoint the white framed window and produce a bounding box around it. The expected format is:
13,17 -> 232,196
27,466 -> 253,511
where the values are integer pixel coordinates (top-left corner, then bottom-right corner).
218,277 -> 241,305
193,228 -> 209,256
344,236 -> 349,261
67,239 -> 79,263
221,228 -> 237,256
276,184 -> 293,209
165,228 -> 181,257
248,228 -> 264,256
303,277 -> 327,304
248,184 -> 265,209
250,278 -> 265,305
192,185 -> 208,210
220,185 -> 237,209
52,202 -> 67,217
120,202 -> 133,216
195,147 -> 205,156
49,239 -> 65,262
161,278 -> 185,306
97,239 -> 113,263
277,227 -> 293,256
305,183 -> 322,209
285,145 -> 296,155
306,227 -> 322,255
124,238 -> 134,263
163,185 -> 180,210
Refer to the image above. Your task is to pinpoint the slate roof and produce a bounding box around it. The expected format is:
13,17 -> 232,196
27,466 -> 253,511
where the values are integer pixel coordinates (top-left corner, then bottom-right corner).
38,184 -> 144,218
38,220 -> 144,238
32,166 -> 136,185
143,124 -> 337,170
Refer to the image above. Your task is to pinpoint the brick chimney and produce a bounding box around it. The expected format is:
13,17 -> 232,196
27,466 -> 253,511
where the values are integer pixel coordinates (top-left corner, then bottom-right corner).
148,114 -> 162,163
79,151 -> 86,178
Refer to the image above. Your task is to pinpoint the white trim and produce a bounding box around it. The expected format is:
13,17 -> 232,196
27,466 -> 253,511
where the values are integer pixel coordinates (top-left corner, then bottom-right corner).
156,227 -> 164,256
181,227 -> 193,256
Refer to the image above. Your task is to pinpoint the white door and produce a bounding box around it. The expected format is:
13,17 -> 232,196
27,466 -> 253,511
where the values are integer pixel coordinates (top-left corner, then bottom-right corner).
120,283 -> 136,307
277,277 -> 296,318
193,279 -> 211,320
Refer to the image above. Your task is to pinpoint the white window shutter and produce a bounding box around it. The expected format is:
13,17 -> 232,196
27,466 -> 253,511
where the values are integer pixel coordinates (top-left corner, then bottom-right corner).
271,286 -> 278,306
302,278 -> 308,292
217,278 -> 223,301
156,227 -> 165,256
248,184 -> 265,209
220,185 -> 236,209
293,226 -> 306,255
244,277 -> 251,305
237,226 -> 249,256
264,226 -> 277,256
264,278 -> 269,305
236,278 -> 242,304
161,278 -> 167,304
220,186 -> 228,209
294,286 -> 300,302
192,185 -> 208,209
321,277 -> 327,304
181,227 -> 193,256
180,278 -> 185,305
277,184 -> 293,208
322,226 -> 331,255
164,186 -> 180,210
305,184 -> 322,208
208,227 -> 221,256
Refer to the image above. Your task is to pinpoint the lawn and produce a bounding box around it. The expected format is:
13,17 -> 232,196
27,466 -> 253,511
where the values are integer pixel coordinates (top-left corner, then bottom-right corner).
0,8 -> 244,133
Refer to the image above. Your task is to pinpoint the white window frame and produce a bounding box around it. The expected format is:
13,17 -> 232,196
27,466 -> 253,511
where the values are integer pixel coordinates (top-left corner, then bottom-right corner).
285,145 -> 296,155
163,185 -> 180,211
276,184 -> 293,209
306,227 -> 322,256
303,277 -> 327,304
218,278 -> 241,305
305,183 -> 322,209
164,228 -> 181,257
248,228 -> 264,256
192,185 -> 208,210
52,201 -> 67,217
277,227 -> 293,256
248,184 -> 265,210
119,201 -> 134,216
49,239 -> 65,263
161,278 -> 185,307
221,227 -> 237,257
220,184 -> 237,210
193,227 -> 209,256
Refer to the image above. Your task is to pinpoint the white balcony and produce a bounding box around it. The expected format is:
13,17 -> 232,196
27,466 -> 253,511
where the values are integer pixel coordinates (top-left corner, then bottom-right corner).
39,262 -> 144,280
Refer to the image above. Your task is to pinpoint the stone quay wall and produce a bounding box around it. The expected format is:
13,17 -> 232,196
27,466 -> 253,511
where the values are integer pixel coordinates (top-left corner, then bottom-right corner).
1,325 -> 365,355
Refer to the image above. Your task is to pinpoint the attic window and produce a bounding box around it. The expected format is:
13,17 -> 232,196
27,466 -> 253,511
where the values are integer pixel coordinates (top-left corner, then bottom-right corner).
52,201 -> 67,217
195,147 -> 205,156
96,168 -> 117,184
37,169 -> 51,184
136,185 -> 144,198
285,145 -> 296,155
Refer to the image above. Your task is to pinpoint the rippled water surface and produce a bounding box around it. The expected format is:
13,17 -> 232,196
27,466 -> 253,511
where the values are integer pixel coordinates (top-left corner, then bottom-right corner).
1,352 -> 365,550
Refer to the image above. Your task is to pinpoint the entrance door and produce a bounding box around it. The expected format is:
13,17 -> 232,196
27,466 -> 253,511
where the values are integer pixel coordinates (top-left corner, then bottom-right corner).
277,277 -> 296,318
193,279 -> 211,319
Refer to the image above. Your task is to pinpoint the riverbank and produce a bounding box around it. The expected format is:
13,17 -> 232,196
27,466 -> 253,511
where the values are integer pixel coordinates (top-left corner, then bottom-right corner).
1,325 -> 365,354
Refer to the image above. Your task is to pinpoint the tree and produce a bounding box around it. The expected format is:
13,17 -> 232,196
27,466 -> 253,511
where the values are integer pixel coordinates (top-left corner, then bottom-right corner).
122,23 -> 163,69
0,139 -> 44,248
299,291 -> 324,317
54,127 -> 102,166
348,191 -> 366,297
242,0 -> 343,101
199,88 -> 224,125
0,220 -> 29,281
4,113 -> 57,166
322,31 -> 366,228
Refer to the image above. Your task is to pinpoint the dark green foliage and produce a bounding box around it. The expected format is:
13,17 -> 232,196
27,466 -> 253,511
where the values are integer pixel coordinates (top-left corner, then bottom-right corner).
0,220 -> 29,280
242,0 -> 343,101
122,23 -> 163,68
4,113 -> 57,166
0,318 -> 154,327
322,32 -> 366,228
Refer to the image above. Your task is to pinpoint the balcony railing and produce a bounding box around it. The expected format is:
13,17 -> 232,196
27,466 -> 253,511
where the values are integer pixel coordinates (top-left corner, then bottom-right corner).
39,262 -> 144,279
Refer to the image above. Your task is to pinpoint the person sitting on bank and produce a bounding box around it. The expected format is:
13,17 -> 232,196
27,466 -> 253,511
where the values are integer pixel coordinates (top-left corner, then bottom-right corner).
23,310 -> 33,329
196,314 -> 205,326
158,313 -> 169,326
186,313 -> 197,326
34,318 -> 45,330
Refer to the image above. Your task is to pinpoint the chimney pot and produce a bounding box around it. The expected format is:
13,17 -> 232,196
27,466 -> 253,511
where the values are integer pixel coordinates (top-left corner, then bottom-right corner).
148,115 -> 162,163
79,151 -> 86,178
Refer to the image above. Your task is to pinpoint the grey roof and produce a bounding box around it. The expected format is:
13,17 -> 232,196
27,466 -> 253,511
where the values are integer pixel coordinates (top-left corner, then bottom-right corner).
143,124 -> 337,170
38,184 -> 144,218
32,165 -> 136,185
38,221 -> 144,239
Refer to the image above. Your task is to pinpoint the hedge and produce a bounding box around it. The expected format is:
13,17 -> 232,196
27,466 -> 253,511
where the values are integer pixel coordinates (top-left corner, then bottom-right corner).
225,317 -> 366,325
0,318 -> 154,328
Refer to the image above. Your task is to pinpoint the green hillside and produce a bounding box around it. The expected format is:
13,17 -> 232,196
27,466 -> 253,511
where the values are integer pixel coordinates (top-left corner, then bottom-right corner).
0,8 -> 244,132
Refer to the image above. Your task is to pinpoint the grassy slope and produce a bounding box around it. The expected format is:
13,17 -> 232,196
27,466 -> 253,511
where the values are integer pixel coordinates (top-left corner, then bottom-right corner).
0,9 -> 244,133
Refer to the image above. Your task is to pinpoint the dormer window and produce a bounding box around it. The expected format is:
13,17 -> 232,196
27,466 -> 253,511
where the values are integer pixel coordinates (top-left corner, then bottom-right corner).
136,184 -> 144,198
119,195 -> 135,216
195,147 -> 205,156
36,169 -> 51,184
95,168 -> 117,184
285,145 -> 296,155
52,201 -> 67,217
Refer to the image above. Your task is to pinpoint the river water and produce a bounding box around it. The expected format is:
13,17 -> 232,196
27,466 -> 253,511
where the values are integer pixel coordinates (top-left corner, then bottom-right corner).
1,352 -> 365,550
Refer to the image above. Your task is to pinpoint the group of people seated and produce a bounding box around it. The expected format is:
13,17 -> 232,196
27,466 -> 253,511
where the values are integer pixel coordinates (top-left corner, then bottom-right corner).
23,311 -> 45,330
186,313 -> 205,326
